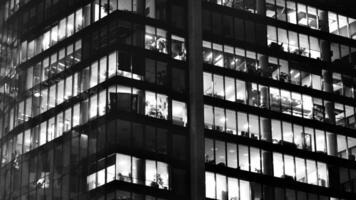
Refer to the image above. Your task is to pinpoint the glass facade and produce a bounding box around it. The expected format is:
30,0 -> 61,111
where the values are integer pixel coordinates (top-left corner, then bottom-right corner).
0,0 -> 355,200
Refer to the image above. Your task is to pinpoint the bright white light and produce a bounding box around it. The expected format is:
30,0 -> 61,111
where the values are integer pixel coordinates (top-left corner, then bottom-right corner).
173,105 -> 182,115
243,123 -> 249,130
289,40 -> 296,45
219,117 -> 226,123
145,34 -> 153,40
214,55 -> 222,61
206,52 -> 212,60
225,86 -> 233,93
67,24 -> 74,33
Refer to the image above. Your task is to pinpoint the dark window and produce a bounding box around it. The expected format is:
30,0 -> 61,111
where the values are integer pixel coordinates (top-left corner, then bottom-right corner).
117,119 -> 131,148
234,18 -> 244,41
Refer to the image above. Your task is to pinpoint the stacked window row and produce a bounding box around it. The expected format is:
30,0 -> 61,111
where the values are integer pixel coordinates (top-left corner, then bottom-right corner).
0,115 -> 189,199
92,0 -> 168,21
204,104 -> 356,160
0,131 -> 94,199
18,0 -> 187,64
145,25 -> 187,60
267,25 -> 356,63
88,0 -> 187,29
19,6 -> 86,63
1,84 -> 187,166
203,72 -> 356,129
97,189 -> 168,200
329,12 -> 356,40
202,9 -> 266,45
205,0 -> 356,42
1,0 -> 85,36
7,46 -> 187,136
8,22 -> 188,136
266,0 -> 324,30
202,41 -> 356,99
87,153 -> 169,191
5,40 -> 81,134
21,40 -> 82,91
330,42 -> 356,65
0,0 -> 29,23
79,118 -> 186,159
267,25 -> 321,58
266,0 -> 356,42
203,0 -> 258,14
205,139 -> 329,187
268,57 -> 355,98
205,172 -> 344,200
21,34 -> 185,97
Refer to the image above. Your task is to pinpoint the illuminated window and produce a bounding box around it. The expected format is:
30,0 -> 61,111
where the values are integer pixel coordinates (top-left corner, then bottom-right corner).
87,173 -> 96,190
171,35 -> 186,60
172,100 -> 187,126
205,172 -> 216,199
145,26 -> 167,53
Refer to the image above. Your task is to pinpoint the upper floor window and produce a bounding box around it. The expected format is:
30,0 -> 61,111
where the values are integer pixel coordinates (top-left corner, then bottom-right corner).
267,25 -> 321,59
205,0 -> 257,14
145,26 -> 167,54
329,12 -> 356,39
87,153 -> 170,191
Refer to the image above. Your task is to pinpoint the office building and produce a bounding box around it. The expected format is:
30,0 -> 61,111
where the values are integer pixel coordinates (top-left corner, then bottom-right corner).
0,0 -> 355,199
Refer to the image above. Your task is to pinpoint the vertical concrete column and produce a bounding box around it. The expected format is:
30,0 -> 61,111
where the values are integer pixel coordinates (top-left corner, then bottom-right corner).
259,55 -> 269,78
319,10 -> 329,33
259,54 -> 274,200
136,0 -> 145,14
322,69 -> 333,94
80,100 -> 89,124
319,10 -> 339,189
133,0 -> 145,47
327,132 -> 337,156
188,0 -> 205,200
260,87 -> 269,109
320,40 -> 331,63
319,10 -> 330,63
256,0 -> 266,16
246,82 -> 254,106
261,118 -> 272,142
81,68 -> 90,92
32,96 -> 40,116
323,68 -> 335,125
256,0 -> 267,45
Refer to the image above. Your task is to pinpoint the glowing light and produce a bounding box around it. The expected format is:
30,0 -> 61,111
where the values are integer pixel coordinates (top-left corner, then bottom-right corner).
219,117 -> 226,123
67,24 -> 74,33
145,34 -> 154,40
206,52 -> 213,60
214,54 -> 222,61
173,105 -> 183,115
243,123 -> 249,130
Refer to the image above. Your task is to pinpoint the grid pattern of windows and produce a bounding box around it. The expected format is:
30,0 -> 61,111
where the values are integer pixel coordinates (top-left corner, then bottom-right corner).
202,40 -> 356,99
205,138 -> 330,187
204,103 -> 356,159
87,153 -> 169,191
1,0 -> 356,199
203,72 -> 356,129
205,172 -> 343,200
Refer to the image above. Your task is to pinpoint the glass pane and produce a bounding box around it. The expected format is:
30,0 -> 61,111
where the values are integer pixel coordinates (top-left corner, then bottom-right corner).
116,154 -> 132,182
